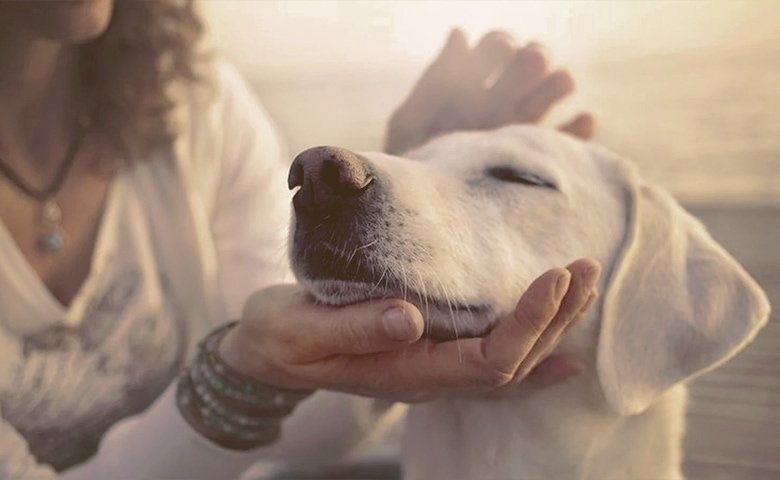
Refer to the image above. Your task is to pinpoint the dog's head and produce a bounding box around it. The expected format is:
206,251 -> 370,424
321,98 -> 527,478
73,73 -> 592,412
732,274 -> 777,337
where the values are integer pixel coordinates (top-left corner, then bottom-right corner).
288,125 -> 769,414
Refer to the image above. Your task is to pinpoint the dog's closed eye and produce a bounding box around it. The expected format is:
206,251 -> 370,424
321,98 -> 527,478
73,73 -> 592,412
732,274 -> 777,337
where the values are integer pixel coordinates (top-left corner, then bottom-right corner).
486,166 -> 557,190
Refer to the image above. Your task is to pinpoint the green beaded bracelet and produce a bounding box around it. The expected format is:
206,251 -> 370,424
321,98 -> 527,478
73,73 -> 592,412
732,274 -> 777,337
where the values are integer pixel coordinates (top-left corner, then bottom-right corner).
176,321 -> 313,450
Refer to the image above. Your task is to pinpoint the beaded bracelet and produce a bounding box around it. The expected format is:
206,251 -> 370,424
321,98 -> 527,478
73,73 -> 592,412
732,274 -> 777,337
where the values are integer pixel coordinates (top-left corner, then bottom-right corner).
200,324 -> 310,407
176,321 -> 313,450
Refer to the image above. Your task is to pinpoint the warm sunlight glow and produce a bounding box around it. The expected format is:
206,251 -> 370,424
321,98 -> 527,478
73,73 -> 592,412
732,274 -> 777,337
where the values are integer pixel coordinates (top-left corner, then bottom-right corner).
203,0 -> 779,72
202,0 -> 780,206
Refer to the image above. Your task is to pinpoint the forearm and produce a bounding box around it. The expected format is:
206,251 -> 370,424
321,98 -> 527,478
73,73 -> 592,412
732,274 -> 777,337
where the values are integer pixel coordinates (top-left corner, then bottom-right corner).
3,383 -> 399,480
58,324 -> 399,480
60,383 -> 260,480
59,386 -> 399,479
1,416 -> 58,480
1,383 -> 263,480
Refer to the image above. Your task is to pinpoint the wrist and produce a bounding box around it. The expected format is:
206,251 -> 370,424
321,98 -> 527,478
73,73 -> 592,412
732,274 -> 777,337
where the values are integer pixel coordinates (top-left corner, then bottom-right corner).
177,322 -> 313,451
218,321 -> 317,392
218,323 -> 263,378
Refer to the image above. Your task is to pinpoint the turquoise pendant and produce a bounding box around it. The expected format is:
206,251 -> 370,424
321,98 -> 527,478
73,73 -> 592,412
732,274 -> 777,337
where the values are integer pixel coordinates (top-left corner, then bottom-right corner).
39,231 -> 65,252
38,199 -> 66,253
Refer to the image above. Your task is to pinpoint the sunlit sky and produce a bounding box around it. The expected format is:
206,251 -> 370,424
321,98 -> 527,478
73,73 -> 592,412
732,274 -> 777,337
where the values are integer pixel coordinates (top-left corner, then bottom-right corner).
202,0 -> 780,74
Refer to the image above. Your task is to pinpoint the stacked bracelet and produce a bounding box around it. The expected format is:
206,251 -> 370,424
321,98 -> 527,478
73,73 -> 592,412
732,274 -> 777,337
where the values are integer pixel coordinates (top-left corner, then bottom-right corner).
176,321 -> 313,450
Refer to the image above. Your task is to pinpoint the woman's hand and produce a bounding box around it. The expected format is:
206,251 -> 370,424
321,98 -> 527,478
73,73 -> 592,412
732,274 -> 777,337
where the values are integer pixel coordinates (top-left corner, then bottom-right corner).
385,29 -> 595,155
219,258 -> 600,403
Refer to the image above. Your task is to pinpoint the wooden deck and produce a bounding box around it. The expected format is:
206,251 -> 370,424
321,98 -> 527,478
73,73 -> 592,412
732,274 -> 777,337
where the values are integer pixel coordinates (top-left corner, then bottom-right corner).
683,206 -> 780,480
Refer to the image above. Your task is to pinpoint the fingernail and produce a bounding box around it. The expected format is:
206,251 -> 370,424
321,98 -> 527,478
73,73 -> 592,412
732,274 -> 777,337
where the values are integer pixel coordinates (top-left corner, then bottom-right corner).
382,308 -> 417,341
554,270 -> 572,302
581,263 -> 602,289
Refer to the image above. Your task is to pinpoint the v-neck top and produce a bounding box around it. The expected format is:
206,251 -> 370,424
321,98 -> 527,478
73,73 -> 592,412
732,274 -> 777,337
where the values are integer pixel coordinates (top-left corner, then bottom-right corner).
0,173 -> 121,334
0,60 -> 299,477
0,170 -> 189,470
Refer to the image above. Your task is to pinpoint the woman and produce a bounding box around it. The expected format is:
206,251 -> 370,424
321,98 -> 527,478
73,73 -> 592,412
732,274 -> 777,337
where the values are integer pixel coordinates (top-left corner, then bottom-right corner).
0,1 -> 600,478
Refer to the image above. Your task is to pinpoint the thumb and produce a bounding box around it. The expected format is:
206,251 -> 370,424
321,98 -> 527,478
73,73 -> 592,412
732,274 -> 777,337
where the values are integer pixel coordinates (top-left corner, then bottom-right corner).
296,298 -> 425,357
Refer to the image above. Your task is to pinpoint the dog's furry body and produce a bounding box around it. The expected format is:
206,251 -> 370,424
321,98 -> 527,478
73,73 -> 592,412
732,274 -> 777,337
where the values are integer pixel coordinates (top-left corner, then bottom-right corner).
403,373 -> 687,479
289,126 -> 769,479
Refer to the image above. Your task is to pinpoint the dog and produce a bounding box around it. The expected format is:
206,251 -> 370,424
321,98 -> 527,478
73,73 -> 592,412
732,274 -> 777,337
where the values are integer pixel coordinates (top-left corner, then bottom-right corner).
287,125 -> 770,480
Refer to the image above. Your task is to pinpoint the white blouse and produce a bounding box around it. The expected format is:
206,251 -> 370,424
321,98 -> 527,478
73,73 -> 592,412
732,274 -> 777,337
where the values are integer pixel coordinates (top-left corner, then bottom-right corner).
0,60 -> 396,479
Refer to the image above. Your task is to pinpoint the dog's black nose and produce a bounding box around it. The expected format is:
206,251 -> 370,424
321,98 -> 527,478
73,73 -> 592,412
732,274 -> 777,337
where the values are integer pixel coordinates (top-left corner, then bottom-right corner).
288,146 -> 374,214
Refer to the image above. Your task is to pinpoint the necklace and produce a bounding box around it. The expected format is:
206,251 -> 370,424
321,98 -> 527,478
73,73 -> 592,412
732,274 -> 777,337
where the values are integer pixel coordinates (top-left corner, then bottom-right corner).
0,114 -> 92,254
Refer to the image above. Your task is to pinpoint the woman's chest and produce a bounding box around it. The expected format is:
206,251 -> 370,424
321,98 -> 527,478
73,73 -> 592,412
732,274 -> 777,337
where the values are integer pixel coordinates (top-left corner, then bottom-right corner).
0,167 -> 112,308
0,171 -> 191,469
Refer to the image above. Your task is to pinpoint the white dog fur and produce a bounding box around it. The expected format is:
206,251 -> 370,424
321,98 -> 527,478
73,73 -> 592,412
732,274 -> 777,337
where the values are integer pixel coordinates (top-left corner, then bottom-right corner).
290,125 -> 770,480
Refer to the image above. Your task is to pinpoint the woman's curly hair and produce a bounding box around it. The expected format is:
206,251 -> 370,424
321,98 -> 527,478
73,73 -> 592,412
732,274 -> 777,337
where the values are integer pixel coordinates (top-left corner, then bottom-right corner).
80,0 -> 205,162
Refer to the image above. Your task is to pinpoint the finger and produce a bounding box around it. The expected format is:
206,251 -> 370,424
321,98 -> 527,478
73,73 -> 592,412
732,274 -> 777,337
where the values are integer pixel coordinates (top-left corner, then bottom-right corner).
489,44 -> 549,101
560,288 -> 598,337
288,296 -> 425,360
408,28 -> 469,103
512,259 -> 601,379
409,262 -> 594,395
469,30 -> 516,85
559,112 -> 596,140
307,295 -> 576,400
287,263 -> 595,398
522,354 -> 586,389
478,267 -> 572,378
304,333 -> 515,400
515,69 -> 575,123
436,27 -> 470,67
517,259 -> 600,368
301,291 -> 580,401
385,28 -> 469,154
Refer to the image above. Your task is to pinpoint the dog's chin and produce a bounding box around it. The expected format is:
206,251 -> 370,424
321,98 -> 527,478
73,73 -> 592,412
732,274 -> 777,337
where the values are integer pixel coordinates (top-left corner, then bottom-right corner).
300,278 -> 495,342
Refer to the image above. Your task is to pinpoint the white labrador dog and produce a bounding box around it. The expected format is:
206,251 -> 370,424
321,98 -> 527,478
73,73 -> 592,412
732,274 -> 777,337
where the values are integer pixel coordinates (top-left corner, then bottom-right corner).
287,125 -> 770,480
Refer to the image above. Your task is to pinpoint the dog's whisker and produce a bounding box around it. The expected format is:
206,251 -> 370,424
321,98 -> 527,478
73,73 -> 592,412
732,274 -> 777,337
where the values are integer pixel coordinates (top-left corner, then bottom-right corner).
445,289 -> 463,363
308,214 -> 333,235
356,238 -> 379,252
430,270 -> 463,361
368,265 -> 389,297
413,268 -> 432,340
346,238 -> 379,265
271,237 -> 289,273
400,264 -> 409,305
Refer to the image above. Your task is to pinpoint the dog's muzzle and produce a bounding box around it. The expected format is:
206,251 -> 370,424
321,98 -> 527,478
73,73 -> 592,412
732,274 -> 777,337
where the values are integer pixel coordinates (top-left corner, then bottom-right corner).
287,146 -> 493,338
288,146 -> 386,282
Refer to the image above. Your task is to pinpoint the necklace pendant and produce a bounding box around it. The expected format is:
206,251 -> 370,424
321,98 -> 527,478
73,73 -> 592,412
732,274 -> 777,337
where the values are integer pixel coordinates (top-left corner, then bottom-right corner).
38,199 -> 67,253
42,199 -> 63,223
39,229 -> 66,252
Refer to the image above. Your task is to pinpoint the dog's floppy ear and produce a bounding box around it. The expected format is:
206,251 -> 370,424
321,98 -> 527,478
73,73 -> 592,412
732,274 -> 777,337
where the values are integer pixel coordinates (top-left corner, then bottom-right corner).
597,175 -> 770,416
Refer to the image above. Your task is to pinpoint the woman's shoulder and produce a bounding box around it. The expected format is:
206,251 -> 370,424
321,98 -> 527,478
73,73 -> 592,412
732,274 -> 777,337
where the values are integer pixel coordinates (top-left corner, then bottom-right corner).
179,56 -> 286,155
171,57 -> 289,214
194,58 -> 270,127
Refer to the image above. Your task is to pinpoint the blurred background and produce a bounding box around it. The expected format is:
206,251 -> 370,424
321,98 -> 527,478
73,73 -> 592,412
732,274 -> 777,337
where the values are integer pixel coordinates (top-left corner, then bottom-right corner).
202,0 -> 780,207
200,1 -> 779,478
